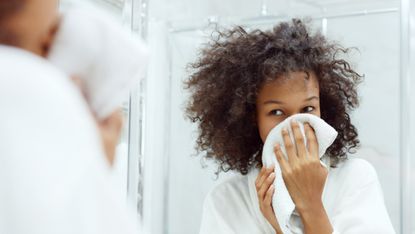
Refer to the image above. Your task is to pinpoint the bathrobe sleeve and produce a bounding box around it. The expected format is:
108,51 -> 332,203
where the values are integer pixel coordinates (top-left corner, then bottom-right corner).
199,193 -> 237,234
330,159 -> 395,234
199,176 -> 276,234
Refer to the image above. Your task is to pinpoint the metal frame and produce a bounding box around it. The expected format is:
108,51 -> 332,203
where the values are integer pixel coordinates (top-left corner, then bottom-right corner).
125,0 -> 149,225
399,0 -> 412,233
161,27 -> 173,234
166,7 -> 398,34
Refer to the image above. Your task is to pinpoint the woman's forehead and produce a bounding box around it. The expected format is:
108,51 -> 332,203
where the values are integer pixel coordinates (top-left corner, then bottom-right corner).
258,71 -> 320,100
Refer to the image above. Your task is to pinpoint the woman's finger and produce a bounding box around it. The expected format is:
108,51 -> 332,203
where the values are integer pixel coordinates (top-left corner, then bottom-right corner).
106,109 -> 123,132
274,143 -> 290,172
281,128 -> 298,164
264,184 -> 275,206
258,172 -> 275,201
255,167 -> 265,189
291,120 -> 307,159
304,123 -> 319,158
256,166 -> 274,190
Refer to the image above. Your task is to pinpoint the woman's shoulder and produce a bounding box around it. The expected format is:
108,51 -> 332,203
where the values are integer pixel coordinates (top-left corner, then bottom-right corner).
334,157 -> 377,176
328,157 -> 380,189
207,173 -> 251,199
204,170 -> 259,207
323,157 -> 384,213
200,170 -> 272,233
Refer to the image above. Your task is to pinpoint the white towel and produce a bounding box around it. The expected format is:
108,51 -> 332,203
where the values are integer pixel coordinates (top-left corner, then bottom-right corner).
261,113 -> 338,233
48,6 -> 149,119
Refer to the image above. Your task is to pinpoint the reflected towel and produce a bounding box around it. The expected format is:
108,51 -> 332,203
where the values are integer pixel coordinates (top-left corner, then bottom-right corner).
261,113 -> 337,233
48,6 -> 149,119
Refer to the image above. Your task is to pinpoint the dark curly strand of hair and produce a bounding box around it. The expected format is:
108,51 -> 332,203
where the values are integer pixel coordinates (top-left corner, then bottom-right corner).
185,19 -> 362,175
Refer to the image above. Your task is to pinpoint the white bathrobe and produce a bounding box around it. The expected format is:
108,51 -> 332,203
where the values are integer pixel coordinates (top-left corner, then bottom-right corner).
199,157 -> 395,234
0,46 -> 140,234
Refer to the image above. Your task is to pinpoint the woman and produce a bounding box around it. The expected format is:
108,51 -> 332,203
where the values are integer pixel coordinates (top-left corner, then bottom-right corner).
185,19 -> 395,233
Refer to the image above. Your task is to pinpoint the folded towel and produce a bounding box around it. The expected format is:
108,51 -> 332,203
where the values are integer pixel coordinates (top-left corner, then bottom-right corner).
48,5 -> 149,119
261,113 -> 338,233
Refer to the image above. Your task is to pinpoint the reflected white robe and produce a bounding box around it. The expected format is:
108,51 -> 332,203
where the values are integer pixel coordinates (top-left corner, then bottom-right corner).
200,157 -> 395,234
0,46 -> 140,234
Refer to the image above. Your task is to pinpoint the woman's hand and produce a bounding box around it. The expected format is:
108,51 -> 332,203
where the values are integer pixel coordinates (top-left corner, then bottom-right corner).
71,76 -> 123,166
255,166 -> 283,234
274,121 -> 333,234
96,109 -> 123,166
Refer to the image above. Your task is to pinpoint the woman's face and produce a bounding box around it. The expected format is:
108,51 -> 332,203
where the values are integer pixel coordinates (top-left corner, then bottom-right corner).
2,0 -> 59,56
256,71 -> 321,142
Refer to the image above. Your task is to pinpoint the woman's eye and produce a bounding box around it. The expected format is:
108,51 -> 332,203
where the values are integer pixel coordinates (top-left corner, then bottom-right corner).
303,106 -> 315,113
270,109 -> 284,116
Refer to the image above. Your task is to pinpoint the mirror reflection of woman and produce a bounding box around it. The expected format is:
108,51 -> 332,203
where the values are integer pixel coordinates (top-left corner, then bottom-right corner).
185,19 -> 395,234
0,1 -> 139,234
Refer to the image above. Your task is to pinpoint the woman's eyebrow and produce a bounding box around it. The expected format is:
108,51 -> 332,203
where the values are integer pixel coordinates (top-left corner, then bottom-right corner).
263,96 -> 318,105
304,96 -> 319,101
263,100 -> 285,105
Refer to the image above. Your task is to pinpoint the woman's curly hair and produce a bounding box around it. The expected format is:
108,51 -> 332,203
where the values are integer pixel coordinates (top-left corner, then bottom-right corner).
185,19 -> 362,175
